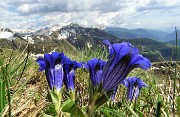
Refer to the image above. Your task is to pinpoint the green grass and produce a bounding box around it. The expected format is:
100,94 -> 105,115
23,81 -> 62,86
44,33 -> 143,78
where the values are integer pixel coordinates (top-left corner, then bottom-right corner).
0,45 -> 179,117
0,47 -> 39,116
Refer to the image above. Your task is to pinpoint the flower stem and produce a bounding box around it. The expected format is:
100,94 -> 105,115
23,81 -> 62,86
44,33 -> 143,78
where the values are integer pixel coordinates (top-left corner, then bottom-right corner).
86,103 -> 96,117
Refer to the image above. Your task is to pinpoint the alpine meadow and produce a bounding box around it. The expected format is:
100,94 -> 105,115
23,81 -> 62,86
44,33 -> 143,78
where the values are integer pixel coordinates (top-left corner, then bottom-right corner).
0,0 -> 180,117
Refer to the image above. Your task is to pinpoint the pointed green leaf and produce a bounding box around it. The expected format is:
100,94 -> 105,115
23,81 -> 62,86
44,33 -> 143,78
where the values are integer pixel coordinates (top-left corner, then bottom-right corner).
124,103 -> 139,117
0,80 -> 6,115
156,99 -> 162,117
95,91 -> 112,108
44,103 -> 57,116
62,100 -> 75,113
49,90 -> 62,114
70,105 -> 84,117
49,90 -> 59,104
176,96 -> 180,117
100,108 -> 111,117
134,108 -> 144,117
100,107 -> 127,117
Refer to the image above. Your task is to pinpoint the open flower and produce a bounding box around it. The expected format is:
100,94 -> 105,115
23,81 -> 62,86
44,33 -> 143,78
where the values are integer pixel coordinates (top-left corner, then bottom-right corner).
102,40 -> 151,92
63,59 -> 82,91
85,58 -> 106,87
36,52 -> 66,91
122,77 -> 148,101
84,40 -> 151,116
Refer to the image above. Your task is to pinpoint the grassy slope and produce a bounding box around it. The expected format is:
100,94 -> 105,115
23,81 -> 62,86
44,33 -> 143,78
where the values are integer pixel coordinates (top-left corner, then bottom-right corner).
0,46 -> 179,116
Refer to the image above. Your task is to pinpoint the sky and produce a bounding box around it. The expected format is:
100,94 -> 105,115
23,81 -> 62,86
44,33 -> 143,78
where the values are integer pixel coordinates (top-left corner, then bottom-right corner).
0,0 -> 180,30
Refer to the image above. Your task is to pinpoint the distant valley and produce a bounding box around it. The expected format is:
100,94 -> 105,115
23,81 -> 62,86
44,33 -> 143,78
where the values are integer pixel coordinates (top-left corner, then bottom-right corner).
105,27 -> 180,42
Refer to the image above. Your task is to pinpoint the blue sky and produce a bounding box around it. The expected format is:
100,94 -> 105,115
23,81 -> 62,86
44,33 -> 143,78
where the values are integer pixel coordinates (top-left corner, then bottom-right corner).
0,0 -> 180,30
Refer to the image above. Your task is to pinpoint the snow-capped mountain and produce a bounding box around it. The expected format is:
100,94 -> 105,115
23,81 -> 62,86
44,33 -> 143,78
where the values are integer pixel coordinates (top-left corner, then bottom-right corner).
35,24 -> 62,35
0,23 -> 179,62
0,27 -> 37,44
0,27 -> 13,32
54,23 -> 118,49
30,23 -> 118,50
13,28 -> 35,34
0,23 -> 119,54
0,27 -> 15,39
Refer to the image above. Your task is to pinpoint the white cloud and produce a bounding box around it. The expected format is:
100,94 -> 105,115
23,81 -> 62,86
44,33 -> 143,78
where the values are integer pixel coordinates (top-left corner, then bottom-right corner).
0,0 -> 180,29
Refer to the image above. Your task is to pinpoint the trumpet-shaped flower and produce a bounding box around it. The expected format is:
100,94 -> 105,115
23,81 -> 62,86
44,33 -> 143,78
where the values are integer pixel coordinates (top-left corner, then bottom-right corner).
122,77 -> 148,100
102,40 -> 151,92
85,58 -> 106,87
63,59 -> 82,90
36,52 -> 66,91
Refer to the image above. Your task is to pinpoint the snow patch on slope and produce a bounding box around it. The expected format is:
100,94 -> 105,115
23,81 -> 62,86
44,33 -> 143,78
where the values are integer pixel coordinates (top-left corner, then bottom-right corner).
58,34 -> 67,40
0,32 -> 14,39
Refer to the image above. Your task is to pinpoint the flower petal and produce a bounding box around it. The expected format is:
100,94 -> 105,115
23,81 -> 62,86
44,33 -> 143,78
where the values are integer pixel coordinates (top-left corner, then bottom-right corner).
54,64 -> 64,90
102,40 -> 112,46
67,69 -> 75,90
63,58 -> 82,90
51,51 -> 60,65
122,79 -> 129,88
45,69 -> 53,90
122,77 -> 148,101
86,58 -> 106,86
94,70 -> 103,86
36,57 -> 47,71
129,54 -> 151,70
44,53 -> 53,68
127,85 -> 134,100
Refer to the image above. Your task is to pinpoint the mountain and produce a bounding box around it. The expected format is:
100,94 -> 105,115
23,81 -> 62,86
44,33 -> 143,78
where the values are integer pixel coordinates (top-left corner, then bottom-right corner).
124,38 -> 179,61
145,29 -> 169,41
165,30 -> 180,42
13,28 -> 35,34
30,23 -> 120,50
0,27 -> 13,32
105,27 -> 169,42
0,24 -> 179,62
0,23 -> 120,54
0,28 -> 15,39
35,24 -> 62,35
55,23 -> 120,49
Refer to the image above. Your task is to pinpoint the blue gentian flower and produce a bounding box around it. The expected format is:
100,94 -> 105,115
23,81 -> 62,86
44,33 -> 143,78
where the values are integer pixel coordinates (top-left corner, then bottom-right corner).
36,52 -> 66,91
122,77 -> 148,101
102,40 -> 151,92
85,58 -> 106,87
63,59 -> 82,91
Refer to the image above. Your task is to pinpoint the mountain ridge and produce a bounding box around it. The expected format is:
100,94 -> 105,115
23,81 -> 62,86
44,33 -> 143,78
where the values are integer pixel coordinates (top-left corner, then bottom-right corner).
104,27 -> 170,42
0,23 -> 179,62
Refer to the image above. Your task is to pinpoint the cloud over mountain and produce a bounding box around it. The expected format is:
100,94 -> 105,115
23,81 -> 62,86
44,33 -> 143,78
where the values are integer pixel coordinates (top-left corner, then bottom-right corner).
1,0 -> 180,29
